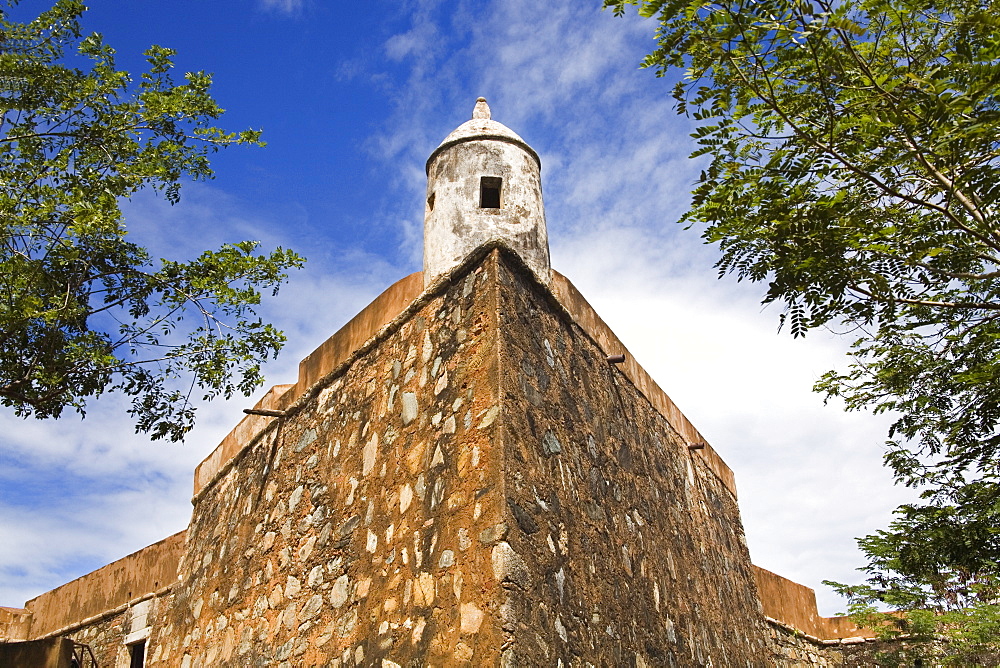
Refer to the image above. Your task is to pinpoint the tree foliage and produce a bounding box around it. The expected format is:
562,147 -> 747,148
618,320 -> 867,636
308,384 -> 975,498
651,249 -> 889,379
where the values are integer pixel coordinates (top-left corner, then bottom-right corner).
606,0 -> 1000,629
824,582 -> 1000,665
820,478 -> 1000,663
0,0 -> 304,440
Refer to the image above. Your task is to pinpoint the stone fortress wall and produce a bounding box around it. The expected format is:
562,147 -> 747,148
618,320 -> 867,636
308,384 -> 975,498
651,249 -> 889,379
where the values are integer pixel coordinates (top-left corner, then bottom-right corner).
2,100 -> 884,666
3,248 -> 878,666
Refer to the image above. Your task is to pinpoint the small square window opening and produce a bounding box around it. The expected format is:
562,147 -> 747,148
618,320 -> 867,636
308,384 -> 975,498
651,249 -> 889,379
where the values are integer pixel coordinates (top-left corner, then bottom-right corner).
480,177 -> 502,209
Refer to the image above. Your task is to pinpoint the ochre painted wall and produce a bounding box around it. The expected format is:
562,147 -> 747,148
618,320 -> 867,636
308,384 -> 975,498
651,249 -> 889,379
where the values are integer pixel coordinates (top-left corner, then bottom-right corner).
754,566 -> 875,641
24,531 -> 184,638
0,605 -> 32,641
0,637 -> 74,667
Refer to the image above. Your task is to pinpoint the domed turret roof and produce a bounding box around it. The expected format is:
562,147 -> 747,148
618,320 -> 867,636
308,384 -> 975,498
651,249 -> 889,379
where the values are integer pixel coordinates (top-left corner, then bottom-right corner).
426,98 -> 540,173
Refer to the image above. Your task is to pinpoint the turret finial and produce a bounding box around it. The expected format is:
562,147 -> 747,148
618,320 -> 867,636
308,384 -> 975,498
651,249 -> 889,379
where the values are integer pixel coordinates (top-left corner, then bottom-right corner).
473,97 -> 491,120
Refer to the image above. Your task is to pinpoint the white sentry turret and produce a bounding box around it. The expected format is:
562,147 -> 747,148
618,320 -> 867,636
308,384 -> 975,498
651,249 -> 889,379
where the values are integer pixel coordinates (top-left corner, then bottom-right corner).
423,98 -> 550,286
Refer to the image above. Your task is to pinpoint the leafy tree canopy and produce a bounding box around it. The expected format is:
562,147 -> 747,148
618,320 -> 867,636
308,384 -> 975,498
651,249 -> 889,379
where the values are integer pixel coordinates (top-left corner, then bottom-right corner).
606,0 -> 1000,621
820,594 -> 1000,666
0,0 -> 304,441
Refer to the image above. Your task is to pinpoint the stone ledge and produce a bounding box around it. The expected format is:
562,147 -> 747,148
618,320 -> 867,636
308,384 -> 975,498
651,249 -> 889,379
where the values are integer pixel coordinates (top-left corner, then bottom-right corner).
766,616 -> 874,646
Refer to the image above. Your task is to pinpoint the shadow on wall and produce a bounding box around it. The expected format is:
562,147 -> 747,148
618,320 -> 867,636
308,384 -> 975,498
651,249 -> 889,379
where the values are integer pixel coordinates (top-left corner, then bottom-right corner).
0,636 -> 75,668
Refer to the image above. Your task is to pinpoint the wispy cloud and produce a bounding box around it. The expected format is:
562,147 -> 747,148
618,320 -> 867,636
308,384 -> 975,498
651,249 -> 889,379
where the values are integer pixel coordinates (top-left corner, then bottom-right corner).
257,0 -> 305,15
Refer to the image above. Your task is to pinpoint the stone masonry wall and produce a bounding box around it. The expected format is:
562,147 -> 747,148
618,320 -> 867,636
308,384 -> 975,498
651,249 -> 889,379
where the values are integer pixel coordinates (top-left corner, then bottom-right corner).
496,252 -> 770,667
149,257 -> 508,667
766,621 -> 846,667
70,607 -> 131,667
7,244 -> 917,666
67,593 -> 170,668
137,248 -> 777,666
766,619 -> 923,668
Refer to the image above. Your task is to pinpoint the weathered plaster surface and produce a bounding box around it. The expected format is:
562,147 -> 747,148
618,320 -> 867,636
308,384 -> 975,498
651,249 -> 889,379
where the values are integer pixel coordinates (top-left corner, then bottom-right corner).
424,102 -> 550,287
23,531 -> 184,639
0,605 -> 32,641
754,566 -> 874,642
0,636 -> 74,667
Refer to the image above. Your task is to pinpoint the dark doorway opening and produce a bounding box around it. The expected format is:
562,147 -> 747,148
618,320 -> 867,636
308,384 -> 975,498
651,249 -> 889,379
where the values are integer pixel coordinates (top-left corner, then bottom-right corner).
129,640 -> 145,668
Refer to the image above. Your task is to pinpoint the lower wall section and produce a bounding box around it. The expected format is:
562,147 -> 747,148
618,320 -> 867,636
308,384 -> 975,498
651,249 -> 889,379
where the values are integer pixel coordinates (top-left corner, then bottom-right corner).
66,592 -> 170,668
0,637 -> 74,668
766,619 -> 875,667
69,607 -> 128,668
24,531 -> 185,639
766,619 -> 948,668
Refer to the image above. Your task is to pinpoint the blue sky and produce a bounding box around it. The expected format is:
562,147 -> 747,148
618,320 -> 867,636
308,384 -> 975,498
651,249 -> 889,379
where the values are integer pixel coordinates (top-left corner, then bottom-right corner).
0,0 -> 915,616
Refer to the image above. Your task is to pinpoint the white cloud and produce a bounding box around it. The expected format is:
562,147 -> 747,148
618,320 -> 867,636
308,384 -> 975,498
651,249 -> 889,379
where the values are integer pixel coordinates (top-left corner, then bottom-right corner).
385,20 -> 439,63
257,0 -> 305,15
